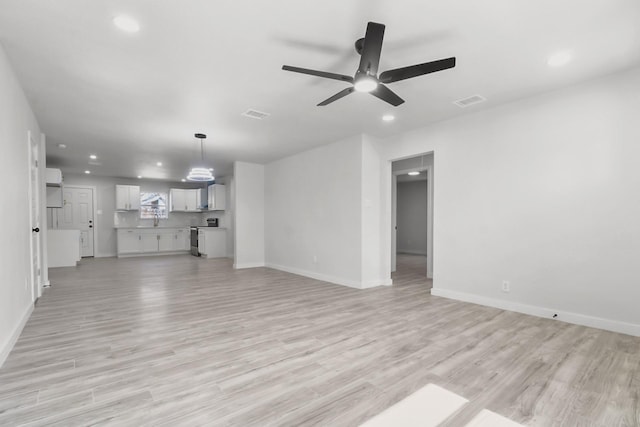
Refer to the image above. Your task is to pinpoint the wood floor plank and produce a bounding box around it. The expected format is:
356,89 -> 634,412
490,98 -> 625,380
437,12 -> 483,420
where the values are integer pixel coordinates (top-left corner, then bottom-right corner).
0,254 -> 637,426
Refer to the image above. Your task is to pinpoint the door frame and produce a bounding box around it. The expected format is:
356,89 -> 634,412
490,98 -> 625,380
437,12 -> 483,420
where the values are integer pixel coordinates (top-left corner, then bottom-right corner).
27,131 -> 42,301
61,185 -> 99,258
390,157 -> 434,279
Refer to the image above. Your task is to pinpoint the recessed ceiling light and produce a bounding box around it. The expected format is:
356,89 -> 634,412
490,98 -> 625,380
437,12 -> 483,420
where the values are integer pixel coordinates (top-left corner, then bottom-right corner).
547,50 -> 572,67
137,175 -> 142,179
84,170 -> 91,174
113,15 -> 140,33
408,171 -> 420,176
156,162 -> 162,167
57,143 -> 67,149
382,114 -> 395,122
89,154 -> 97,160
181,179 -> 186,182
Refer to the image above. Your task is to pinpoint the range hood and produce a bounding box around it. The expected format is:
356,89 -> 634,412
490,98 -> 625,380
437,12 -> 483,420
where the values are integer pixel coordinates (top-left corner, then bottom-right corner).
46,168 -> 63,187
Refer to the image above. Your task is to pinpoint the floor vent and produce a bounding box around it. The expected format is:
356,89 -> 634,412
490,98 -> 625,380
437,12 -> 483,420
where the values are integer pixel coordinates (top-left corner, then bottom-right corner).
453,95 -> 486,108
242,109 -> 270,120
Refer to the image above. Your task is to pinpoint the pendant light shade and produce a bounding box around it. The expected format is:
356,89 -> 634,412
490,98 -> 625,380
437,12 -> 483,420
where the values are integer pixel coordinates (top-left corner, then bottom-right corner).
187,133 -> 214,182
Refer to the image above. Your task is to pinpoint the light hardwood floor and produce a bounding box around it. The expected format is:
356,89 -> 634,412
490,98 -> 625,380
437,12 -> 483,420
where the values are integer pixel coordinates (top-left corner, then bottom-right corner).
0,255 -> 639,426
393,254 -> 431,289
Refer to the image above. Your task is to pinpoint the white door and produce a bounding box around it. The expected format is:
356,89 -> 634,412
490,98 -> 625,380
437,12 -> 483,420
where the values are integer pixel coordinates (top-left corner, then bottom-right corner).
28,132 -> 42,301
57,187 -> 95,257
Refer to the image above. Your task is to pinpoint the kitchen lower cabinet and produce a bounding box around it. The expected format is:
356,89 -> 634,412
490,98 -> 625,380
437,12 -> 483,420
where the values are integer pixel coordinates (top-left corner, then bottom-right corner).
197,228 -> 227,258
117,229 -> 142,254
117,228 -> 190,257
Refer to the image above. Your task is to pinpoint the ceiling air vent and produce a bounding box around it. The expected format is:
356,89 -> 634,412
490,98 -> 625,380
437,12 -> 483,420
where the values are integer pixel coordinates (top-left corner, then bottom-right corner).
453,95 -> 486,108
242,109 -> 270,120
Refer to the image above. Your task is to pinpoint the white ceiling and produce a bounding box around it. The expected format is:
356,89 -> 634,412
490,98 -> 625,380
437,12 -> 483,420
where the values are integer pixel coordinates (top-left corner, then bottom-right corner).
1,0 -> 639,181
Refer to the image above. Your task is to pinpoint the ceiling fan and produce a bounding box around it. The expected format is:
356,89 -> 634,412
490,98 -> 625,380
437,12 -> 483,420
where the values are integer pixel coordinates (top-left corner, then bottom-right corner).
282,22 -> 456,107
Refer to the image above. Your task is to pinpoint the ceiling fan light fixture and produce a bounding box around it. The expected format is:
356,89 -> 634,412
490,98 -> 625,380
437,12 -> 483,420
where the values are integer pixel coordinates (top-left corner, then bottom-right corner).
354,76 -> 378,93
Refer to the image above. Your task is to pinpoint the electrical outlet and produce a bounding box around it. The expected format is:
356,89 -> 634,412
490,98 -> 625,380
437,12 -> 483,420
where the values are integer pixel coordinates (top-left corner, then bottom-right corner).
502,280 -> 510,293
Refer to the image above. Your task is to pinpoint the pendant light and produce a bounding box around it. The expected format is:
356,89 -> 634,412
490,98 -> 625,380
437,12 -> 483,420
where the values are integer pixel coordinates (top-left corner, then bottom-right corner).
187,133 -> 214,182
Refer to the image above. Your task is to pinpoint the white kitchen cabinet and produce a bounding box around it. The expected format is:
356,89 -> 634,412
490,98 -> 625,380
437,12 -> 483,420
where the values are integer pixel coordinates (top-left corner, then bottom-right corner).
115,185 -> 140,211
117,227 -> 191,257
158,231 -> 176,252
140,232 -> 159,252
174,228 -> 189,251
207,184 -> 226,210
117,229 -> 142,254
170,188 -> 201,212
198,228 -> 227,258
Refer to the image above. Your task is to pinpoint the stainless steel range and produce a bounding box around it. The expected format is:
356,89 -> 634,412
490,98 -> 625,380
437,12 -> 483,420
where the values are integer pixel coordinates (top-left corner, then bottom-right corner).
190,226 -> 200,256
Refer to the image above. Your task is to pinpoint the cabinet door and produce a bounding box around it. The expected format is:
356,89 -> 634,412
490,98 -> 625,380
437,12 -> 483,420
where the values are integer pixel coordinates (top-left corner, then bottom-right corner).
118,230 -> 141,254
141,233 -> 159,252
170,189 -> 186,212
209,184 -> 226,210
197,230 -> 206,254
115,185 -> 130,210
128,186 -> 140,210
158,232 -> 174,252
185,189 -> 199,211
175,229 -> 189,251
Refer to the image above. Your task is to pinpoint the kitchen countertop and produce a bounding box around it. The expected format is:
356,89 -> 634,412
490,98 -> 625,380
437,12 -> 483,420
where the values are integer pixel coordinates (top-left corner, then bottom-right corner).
196,227 -> 227,230
115,226 -> 192,229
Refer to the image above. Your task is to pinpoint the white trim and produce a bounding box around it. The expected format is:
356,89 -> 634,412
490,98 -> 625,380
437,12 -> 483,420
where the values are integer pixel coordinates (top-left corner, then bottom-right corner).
0,304 -> 33,368
117,251 -> 189,258
233,262 -> 266,269
266,263 -> 390,289
431,288 -> 640,337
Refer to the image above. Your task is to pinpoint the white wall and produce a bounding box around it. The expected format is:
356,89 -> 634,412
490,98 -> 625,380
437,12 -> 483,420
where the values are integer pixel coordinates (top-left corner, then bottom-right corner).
58,174 -> 210,257
264,135 -> 388,288
379,67 -> 640,336
0,44 -> 45,366
397,180 -> 428,255
265,136 -> 362,286
234,162 -> 265,268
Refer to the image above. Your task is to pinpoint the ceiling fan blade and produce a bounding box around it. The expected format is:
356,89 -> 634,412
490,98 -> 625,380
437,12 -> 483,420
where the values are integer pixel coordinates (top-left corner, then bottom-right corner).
370,84 -> 404,106
282,65 -> 354,83
357,22 -> 385,76
379,57 -> 456,84
317,87 -> 355,106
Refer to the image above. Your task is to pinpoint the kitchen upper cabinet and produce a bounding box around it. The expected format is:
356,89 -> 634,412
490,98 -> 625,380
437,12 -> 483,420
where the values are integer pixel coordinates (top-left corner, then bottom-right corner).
208,184 -> 226,211
115,185 -> 140,211
170,188 -> 200,212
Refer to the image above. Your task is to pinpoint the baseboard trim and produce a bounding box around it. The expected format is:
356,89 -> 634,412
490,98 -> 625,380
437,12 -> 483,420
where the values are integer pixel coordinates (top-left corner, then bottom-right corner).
431,288 -> 640,337
266,263 -> 389,289
233,262 -> 266,269
0,303 -> 34,368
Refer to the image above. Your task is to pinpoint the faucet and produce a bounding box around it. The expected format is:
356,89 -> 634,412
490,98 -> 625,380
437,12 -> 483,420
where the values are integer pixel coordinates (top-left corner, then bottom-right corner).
153,212 -> 160,227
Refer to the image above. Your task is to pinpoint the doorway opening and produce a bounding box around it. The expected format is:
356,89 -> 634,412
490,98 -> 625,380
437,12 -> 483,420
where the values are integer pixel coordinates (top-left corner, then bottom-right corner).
391,153 -> 433,287
47,186 -> 95,257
